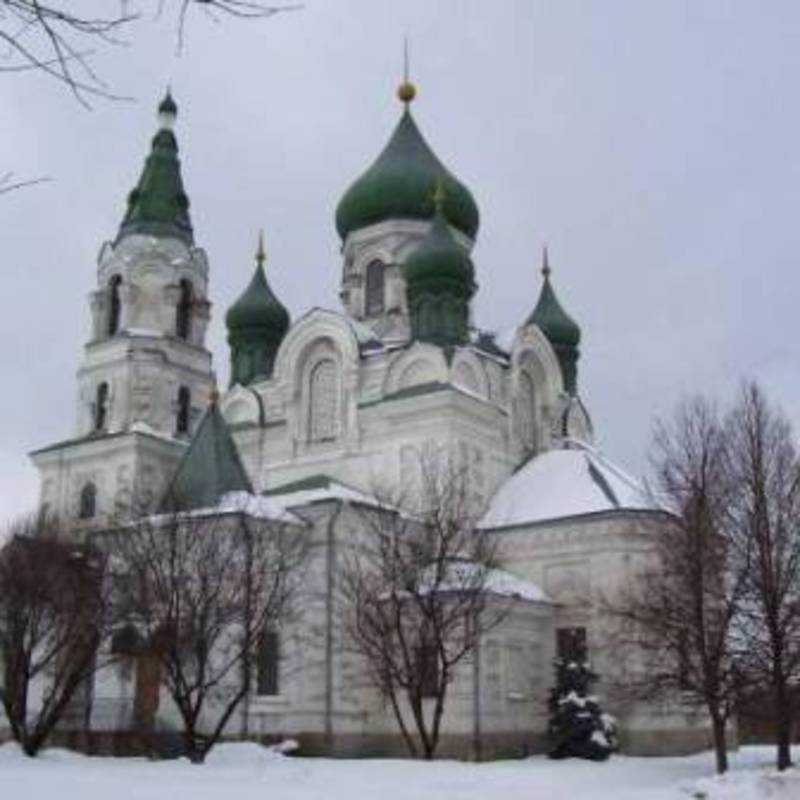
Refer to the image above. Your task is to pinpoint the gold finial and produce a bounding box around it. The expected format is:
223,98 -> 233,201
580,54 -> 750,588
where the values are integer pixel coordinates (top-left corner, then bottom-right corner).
209,383 -> 220,407
255,229 -> 266,269
542,244 -> 551,278
431,178 -> 447,213
397,36 -> 417,105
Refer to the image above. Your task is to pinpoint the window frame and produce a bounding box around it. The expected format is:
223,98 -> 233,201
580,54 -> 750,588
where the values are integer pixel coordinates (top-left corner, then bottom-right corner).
79,482 -> 97,520
94,382 -> 109,432
256,628 -> 280,696
107,275 -> 122,337
176,386 -> 191,435
176,278 -> 193,341
364,259 -> 386,317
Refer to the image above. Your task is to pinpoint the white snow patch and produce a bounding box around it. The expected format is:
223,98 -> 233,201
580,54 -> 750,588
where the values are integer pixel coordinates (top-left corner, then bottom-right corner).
129,421 -> 181,443
0,743 -> 795,799
124,327 -> 162,338
262,480 -> 389,512
218,491 -> 304,524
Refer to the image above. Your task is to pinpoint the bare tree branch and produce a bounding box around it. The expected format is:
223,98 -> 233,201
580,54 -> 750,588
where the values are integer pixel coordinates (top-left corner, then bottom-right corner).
106,499 -> 308,762
0,513 -> 114,756
338,446 -> 513,760
0,1 -> 301,106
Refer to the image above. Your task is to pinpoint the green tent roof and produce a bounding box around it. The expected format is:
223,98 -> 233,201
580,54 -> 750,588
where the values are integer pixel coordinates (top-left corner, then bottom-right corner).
117,92 -> 193,246
160,400 -> 252,512
335,109 -> 479,241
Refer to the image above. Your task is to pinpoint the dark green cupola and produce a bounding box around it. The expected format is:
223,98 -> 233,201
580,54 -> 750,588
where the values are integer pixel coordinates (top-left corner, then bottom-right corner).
335,85 -> 479,241
403,185 -> 476,348
527,247 -> 581,395
225,232 -> 290,387
117,90 -> 193,246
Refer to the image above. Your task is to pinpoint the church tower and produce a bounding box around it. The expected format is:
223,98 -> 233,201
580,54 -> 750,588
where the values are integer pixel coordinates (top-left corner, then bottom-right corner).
30,93 -> 216,525
335,79 -> 479,343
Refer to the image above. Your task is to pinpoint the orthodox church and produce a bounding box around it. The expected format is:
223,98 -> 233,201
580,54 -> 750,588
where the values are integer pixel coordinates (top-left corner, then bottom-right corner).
23,84 -> 705,757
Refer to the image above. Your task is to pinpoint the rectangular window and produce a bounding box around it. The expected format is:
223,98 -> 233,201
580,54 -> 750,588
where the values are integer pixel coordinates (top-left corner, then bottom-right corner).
556,627 -> 587,663
257,629 -> 279,696
416,641 -> 439,699
365,261 -> 385,316
677,628 -> 691,690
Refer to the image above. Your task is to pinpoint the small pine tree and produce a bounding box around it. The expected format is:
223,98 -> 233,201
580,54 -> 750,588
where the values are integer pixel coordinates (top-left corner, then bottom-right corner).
547,658 -> 617,761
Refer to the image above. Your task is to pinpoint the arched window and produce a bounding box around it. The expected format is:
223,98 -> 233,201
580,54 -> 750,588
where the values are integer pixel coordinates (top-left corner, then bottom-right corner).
176,386 -> 191,435
176,279 -> 193,341
94,382 -> 109,431
257,628 -> 280,696
365,260 -> 385,316
79,482 -> 97,520
308,359 -> 337,442
108,275 -> 122,336
518,371 -> 537,453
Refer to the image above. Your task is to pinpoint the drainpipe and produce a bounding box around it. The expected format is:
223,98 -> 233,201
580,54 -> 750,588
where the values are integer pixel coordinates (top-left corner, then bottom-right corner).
473,631 -> 482,761
324,500 -> 343,751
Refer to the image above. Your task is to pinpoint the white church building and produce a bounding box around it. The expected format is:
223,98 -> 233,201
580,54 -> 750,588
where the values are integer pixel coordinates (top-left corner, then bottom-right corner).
21,84 -> 707,758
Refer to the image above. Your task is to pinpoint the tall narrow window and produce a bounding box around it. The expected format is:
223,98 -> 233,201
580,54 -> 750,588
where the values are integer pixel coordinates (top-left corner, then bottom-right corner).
176,386 -> 191,435
365,260 -> 385,316
257,629 -> 280,696
518,371 -> 537,453
308,359 -> 337,442
108,275 -> 122,336
556,627 -> 587,663
79,482 -> 97,520
416,640 -> 439,699
176,279 -> 193,341
94,382 -> 109,431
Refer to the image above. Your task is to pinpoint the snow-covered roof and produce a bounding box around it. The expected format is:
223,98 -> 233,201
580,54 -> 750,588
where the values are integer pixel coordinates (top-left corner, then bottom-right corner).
217,491 -> 305,525
480,441 -> 654,529
387,561 -> 550,604
262,474 -> 387,511
483,566 -> 550,603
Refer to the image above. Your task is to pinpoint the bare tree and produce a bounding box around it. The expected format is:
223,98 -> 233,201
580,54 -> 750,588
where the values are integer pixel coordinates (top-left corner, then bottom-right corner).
0,170 -> 50,195
0,2 -> 300,105
727,383 -> 800,771
0,513 -> 111,756
605,397 -> 747,774
109,504 -> 307,763
339,451 -> 512,760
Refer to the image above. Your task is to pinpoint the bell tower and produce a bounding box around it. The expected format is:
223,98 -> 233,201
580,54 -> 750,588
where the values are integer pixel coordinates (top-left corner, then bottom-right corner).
31,92 -> 216,526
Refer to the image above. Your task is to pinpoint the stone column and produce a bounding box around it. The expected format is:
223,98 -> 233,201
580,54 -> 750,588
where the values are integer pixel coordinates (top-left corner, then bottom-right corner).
118,283 -> 138,332
193,297 -> 211,347
163,284 -> 182,338
89,289 -> 107,341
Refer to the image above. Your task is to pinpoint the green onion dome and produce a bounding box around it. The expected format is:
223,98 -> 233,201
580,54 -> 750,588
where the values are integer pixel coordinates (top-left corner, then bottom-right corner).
403,198 -> 476,347
117,91 -> 193,246
527,247 -> 581,393
335,105 -> 480,241
225,233 -> 290,387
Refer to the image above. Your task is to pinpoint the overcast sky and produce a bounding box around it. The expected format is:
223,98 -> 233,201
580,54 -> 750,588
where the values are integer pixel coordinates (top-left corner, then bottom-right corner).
3,1 -> 800,521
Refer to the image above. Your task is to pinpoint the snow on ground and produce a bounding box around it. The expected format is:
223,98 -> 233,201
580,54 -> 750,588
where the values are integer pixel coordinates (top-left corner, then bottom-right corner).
0,742 -> 796,800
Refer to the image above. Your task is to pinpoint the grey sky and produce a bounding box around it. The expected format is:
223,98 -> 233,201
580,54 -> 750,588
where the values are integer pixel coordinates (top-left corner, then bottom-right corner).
3,1 -> 800,521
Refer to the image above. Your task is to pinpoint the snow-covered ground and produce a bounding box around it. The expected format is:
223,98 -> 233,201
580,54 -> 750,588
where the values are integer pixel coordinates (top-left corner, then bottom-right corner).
0,742 -> 797,800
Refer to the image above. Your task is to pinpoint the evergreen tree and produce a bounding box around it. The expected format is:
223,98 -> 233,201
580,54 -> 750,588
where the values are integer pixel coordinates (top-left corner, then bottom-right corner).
547,657 -> 617,761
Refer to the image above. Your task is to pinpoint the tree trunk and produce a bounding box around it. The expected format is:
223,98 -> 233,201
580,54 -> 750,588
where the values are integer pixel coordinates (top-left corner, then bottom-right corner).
710,714 -> 728,774
775,698 -> 793,771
